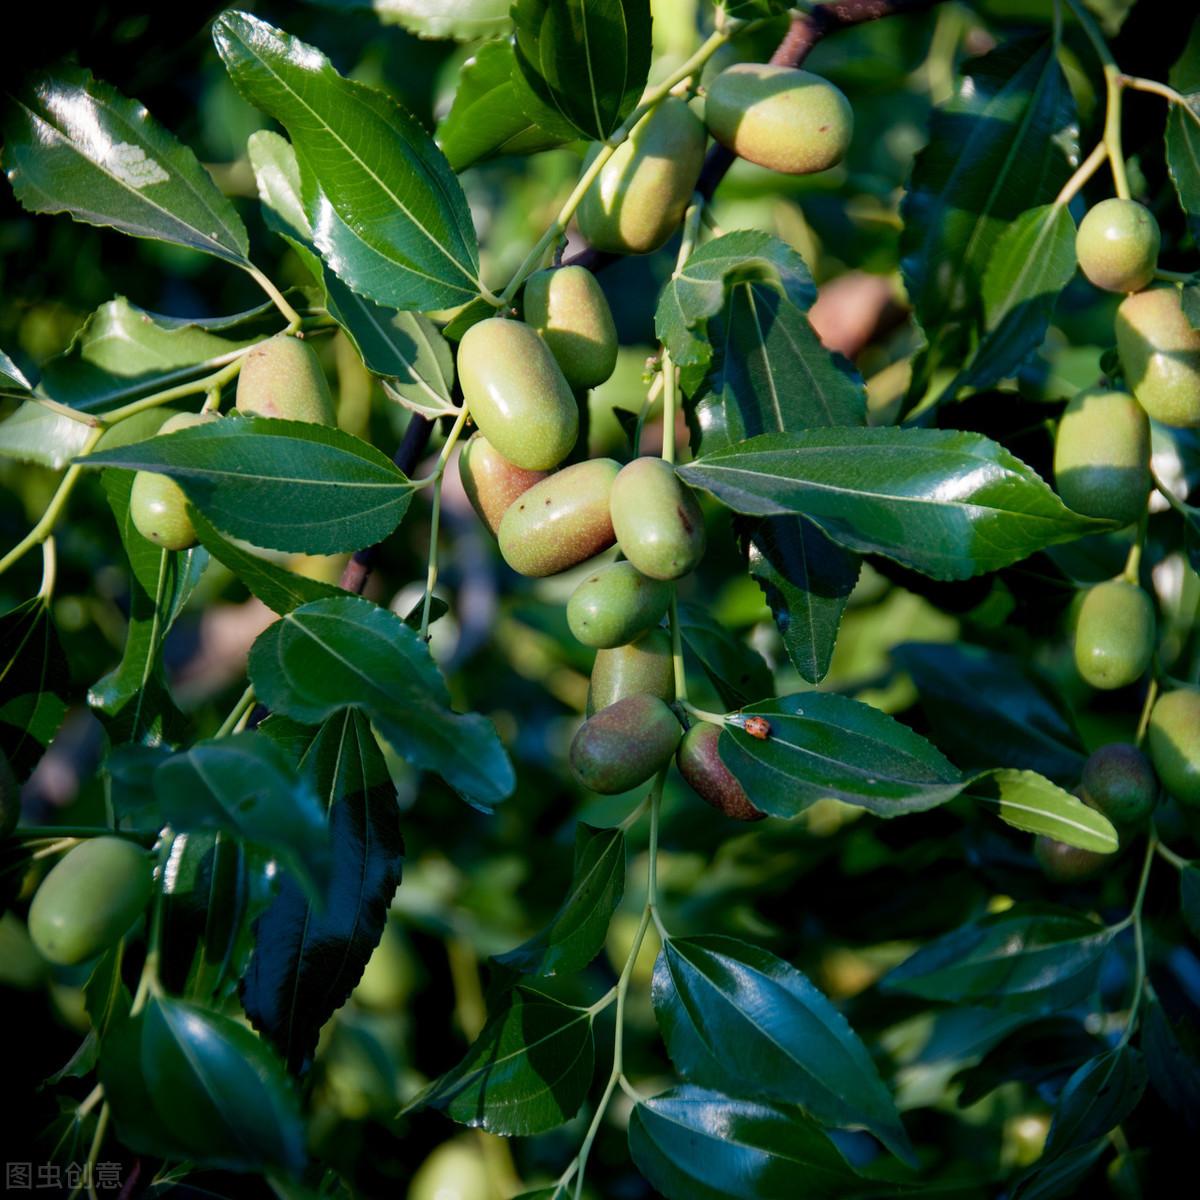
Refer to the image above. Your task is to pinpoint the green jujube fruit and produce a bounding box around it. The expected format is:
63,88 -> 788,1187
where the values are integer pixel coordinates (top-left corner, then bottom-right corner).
610,457 -> 706,580
704,63 -> 853,175
497,459 -> 619,577
235,333 -> 336,424
567,561 -> 672,649
588,628 -> 675,715
570,694 -> 682,794
28,836 -> 153,966
1081,743 -> 1157,826
524,266 -> 618,390
1147,688 -> 1200,809
1034,835 -> 1106,883
677,722 -> 763,821
1115,284 -> 1200,428
409,1138 -> 497,1200
576,96 -> 707,255
1073,579 -> 1155,690
1053,389 -> 1149,525
457,318 -> 578,471
1075,198 -> 1160,293
458,433 -> 548,536
129,411 -> 215,551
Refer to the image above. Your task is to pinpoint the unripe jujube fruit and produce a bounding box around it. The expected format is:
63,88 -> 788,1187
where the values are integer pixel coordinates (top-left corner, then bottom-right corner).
1080,743 -> 1157,826
1073,579 -> 1155,690
576,96 -> 707,255
409,1138 -> 496,1200
1147,688 -> 1200,809
458,433 -> 548,536
497,458 -> 619,577
677,722 -> 763,821
457,318 -> 578,470
28,836 -> 153,965
129,411 -> 216,551
235,333 -> 335,424
588,628 -> 675,715
1053,390 -> 1149,526
705,63 -> 853,176
1034,835 -> 1106,883
1075,198 -> 1160,293
524,266 -> 618,391
610,457 -> 706,581
1115,284 -> 1200,428
570,693 -> 682,794
567,561 -> 672,649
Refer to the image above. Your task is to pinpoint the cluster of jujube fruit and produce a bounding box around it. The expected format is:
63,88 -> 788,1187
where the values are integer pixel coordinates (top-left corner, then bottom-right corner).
1037,196 -> 1200,875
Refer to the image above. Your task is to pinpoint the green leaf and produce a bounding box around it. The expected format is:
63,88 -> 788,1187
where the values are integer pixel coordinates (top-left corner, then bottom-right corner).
0,403 -> 96,469
1043,1046 -> 1146,1158
2,64 -> 250,266
314,0 -> 512,41
214,11 -> 480,311
247,595 -> 514,810
494,823 -> 624,976
883,905 -> 1116,1012
242,711 -> 404,1073
512,0 -> 652,142
437,39 -> 571,172
656,232 -> 817,375
47,944 -> 131,1083
1012,1142 -> 1107,1200
81,415 -> 414,555
154,732 -> 332,902
0,349 -> 33,392
956,202 -> 1077,392
99,995 -> 305,1173
628,1086 -> 872,1200
716,693 -> 963,818
677,603 -> 774,709
652,936 -> 915,1164
678,428 -> 1107,581
0,598 -> 70,778
1167,48 -> 1200,238
966,769 -> 1118,854
411,987 -> 594,1135
901,38 -> 1076,383
1141,997 -> 1200,1130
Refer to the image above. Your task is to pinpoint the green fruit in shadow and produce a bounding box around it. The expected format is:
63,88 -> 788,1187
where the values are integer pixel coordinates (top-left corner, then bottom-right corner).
458,433 -> 548,536
0,748 -> 18,838
1081,742 -> 1157,826
497,459 -> 619,577
236,333 -> 336,424
1034,835 -> 1106,883
1073,579 -> 1155,690
588,628 -> 675,715
524,266 -> 619,390
705,63 -> 853,175
567,561 -> 672,649
570,693 -> 682,794
610,457 -> 706,580
129,410 -> 215,551
457,318 -> 578,470
577,96 -> 707,255
1075,198 -> 1160,293
1053,389 -> 1149,526
1147,688 -> 1200,809
408,1137 -> 496,1200
28,836 -> 153,966
677,722 -> 763,821
1115,284 -> 1200,428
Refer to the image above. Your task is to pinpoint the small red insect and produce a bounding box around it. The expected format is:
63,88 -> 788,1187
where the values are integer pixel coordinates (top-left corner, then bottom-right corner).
741,715 -> 772,740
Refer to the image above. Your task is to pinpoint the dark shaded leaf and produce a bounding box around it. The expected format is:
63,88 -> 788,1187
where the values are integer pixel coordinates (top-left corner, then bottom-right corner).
0,598 -> 70,778
1141,998 -> 1200,1131
1042,1046 -> 1146,1157
677,603 -> 773,709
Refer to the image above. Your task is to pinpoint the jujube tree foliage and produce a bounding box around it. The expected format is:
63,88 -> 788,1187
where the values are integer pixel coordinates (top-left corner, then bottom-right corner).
1,0 -> 1199,1197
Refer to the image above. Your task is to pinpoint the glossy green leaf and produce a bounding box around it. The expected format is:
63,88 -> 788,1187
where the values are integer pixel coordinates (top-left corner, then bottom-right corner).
1012,1142 -> 1107,1200
242,711 -> 404,1073
966,769 -> 1118,854
1167,37 -> 1200,239
154,732 -> 331,901
678,428 -> 1107,581
512,0 -> 652,141
1043,1046 -> 1146,1158
883,905 -> 1115,1012
0,403 -> 97,469
677,603 -> 774,709
81,415 -> 414,555
1141,997 -> 1200,1129
248,595 -> 514,810
411,988 -> 594,1135
99,995 -> 305,1173
0,349 -> 33,392
438,39 -> 571,172
653,936 -> 915,1164
628,1086 -> 872,1200
0,598 -> 70,778
47,944 -> 131,1083
214,11 -> 480,310
495,823 -> 624,977
315,0 -> 512,40
2,65 -> 250,266
901,38 -> 1076,383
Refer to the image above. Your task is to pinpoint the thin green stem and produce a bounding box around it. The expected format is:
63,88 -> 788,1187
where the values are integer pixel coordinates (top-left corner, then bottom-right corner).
1155,268 -> 1199,284
418,408 -> 470,640
129,549 -> 172,742
246,264 -> 302,333
680,700 -> 728,724
130,830 -> 174,1016
1123,508 -> 1148,584
411,406 -> 469,488
669,594 -> 688,704
11,826 -> 154,844
101,351 -> 247,426
38,537 -> 57,601
1135,676 -> 1159,747
1156,840 -> 1188,870
1064,0 -> 1116,68
216,684 -> 257,739
1119,74 -> 1200,130
1054,140 -> 1107,207
1117,832 -> 1157,1047
31,838 -> 81,861
28,394 -> 103,427
1063,0 -> 1128,197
